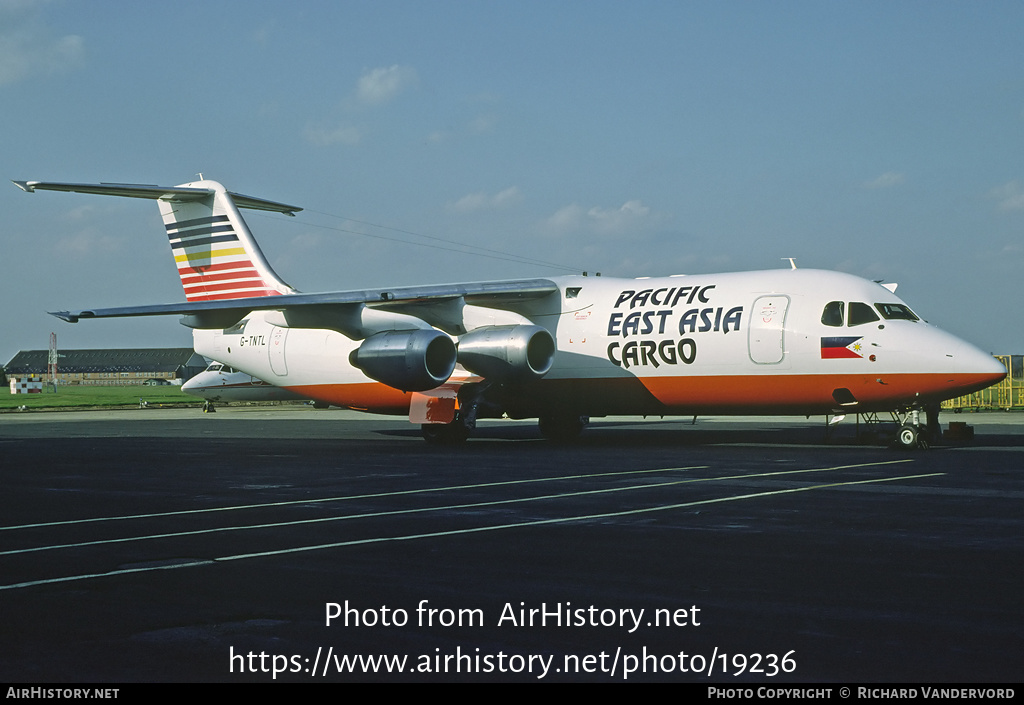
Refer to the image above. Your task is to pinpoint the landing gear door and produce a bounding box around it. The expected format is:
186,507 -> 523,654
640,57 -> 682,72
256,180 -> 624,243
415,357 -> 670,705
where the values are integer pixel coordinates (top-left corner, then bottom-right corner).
748,295 -> 790,364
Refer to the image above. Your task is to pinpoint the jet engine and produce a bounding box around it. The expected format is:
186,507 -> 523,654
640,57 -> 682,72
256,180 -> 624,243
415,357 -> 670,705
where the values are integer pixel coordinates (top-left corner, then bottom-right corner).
457,325 -> 556,383
349,329 -> 457,391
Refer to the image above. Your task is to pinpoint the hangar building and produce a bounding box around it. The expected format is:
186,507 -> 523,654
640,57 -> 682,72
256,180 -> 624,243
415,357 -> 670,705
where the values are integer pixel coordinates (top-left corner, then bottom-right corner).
4,348 -> 206,387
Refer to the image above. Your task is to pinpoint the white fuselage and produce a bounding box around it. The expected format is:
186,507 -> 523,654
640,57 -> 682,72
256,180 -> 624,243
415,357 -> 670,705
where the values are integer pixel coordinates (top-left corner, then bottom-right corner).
192,268 -> 1005,420
180,363 -> 307,403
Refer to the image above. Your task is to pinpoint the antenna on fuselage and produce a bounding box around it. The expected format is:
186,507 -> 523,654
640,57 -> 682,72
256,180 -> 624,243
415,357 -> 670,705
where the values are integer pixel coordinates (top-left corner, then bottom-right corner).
782,258 -> 797,270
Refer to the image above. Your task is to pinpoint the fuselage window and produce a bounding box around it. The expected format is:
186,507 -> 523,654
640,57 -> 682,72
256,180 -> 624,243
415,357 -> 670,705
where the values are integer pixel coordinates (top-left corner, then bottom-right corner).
875,303 -> 919,321
821,301 -> 844,327
848,302 -> 880,326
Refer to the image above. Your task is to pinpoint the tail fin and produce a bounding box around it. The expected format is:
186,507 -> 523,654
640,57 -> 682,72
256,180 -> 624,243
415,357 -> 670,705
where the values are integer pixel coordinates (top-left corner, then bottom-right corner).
161,180 -> 297,301
13,179 -> 301,301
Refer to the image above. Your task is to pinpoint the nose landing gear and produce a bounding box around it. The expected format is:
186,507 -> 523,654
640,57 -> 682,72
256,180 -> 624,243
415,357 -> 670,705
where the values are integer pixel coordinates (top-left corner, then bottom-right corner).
894,405 -> 940,450
897,422 -> 925,449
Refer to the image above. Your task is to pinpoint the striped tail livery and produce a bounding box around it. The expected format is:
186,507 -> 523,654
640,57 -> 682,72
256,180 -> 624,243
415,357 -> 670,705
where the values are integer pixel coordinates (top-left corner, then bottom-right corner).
14,178 -> 300,301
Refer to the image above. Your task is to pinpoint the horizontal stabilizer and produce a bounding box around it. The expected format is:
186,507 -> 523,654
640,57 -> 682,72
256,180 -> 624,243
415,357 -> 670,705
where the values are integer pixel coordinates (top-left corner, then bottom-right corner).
12,180 -> 302,215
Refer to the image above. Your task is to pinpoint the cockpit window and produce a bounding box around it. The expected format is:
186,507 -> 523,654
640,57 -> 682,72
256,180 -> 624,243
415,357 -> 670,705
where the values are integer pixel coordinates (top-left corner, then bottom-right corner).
205,363 -> 237,373
824,300 -> 915,327
875,303 -> 919,321
848,302 -> 880,326
821,301 -> 844,327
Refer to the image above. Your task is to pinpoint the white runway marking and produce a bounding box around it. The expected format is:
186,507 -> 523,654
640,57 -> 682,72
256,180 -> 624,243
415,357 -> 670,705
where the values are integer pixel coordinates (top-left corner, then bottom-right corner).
0,475 -> 712,557
0,460 -> 920,591
0,465 -> 712,531
0,460 -> 912,557
0,459 -> 910,532
220,472 -> 944,561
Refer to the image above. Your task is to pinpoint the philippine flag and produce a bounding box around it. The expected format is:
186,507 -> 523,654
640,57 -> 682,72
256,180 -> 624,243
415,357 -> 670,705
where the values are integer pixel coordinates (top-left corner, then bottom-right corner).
820,336 -> 864,359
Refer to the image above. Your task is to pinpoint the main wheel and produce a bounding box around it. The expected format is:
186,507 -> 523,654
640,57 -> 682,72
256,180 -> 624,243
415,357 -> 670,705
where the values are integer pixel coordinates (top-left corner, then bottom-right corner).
421,414 -> 470,444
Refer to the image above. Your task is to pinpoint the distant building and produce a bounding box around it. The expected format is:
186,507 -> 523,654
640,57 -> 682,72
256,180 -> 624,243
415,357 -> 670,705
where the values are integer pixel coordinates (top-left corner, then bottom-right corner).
4,348 -> 206,387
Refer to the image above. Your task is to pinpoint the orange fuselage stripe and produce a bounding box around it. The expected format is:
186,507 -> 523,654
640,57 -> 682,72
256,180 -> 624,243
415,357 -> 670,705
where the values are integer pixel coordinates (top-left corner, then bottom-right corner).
285,371 -> 1003,417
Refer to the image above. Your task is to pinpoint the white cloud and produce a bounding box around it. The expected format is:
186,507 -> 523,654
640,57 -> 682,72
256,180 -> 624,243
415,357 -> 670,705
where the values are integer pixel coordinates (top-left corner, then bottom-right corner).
862,172 -> 905,189
250,23 -> 273,47
64,204 -> 98,222
448,187 -> 521,213
587,200 -> 651,233
51,227 -> 121,258
0,1 -> 84,86
0,0 -> 48,16
989,180 -> 1024,211
304,123 -> 361,147
545,199 -> 657,236
426,115 -> 499,144
546,203 -> 585,233
302,65 -> 416,146
0,27 -> 83,86
356,65 -> 417,105
469,113 -> 498,134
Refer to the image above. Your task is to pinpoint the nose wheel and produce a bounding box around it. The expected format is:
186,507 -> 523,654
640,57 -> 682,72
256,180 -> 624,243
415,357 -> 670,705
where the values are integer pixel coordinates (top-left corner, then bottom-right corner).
897,423 -> 927,449
894,405 -> 938,450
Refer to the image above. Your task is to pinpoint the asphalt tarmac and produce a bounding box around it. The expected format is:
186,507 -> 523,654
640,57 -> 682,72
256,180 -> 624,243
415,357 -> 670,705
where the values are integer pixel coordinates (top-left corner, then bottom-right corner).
0,406 -> 1021,683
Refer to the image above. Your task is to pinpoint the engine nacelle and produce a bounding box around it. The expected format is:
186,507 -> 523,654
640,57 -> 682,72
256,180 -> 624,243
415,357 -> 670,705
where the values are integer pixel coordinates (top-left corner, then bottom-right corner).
349,329 -> 457,392
457,325 -> 556,383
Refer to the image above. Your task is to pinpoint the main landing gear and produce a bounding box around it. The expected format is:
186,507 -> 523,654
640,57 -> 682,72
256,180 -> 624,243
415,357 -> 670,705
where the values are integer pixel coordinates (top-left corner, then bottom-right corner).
421,412 -> 590,444
421,412 -> 471,444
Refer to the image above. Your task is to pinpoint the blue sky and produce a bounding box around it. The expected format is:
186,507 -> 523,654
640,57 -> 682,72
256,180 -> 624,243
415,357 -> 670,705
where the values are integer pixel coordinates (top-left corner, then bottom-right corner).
3,0 -> 1023,364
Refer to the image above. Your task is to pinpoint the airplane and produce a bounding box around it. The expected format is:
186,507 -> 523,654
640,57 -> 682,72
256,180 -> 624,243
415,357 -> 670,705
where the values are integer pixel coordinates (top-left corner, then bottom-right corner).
181,361 -> 312,411
14,178 -> 1006,446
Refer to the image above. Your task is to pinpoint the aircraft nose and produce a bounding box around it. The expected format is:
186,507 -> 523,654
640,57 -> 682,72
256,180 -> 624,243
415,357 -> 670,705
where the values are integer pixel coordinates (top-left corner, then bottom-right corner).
180,376 -> 202,394
954,342 -> 1007,385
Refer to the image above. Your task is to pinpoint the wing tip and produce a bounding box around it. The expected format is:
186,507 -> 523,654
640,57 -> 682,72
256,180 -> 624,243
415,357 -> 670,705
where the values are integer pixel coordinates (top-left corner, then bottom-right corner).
49,311 -> 84,323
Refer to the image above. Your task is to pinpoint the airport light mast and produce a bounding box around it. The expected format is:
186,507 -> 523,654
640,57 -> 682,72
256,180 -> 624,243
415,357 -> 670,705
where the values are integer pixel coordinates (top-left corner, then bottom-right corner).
48,332 -> 57,388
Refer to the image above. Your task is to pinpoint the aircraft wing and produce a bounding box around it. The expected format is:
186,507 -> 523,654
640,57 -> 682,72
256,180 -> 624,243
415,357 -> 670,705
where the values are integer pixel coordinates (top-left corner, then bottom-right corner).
50,278 -> 561,330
